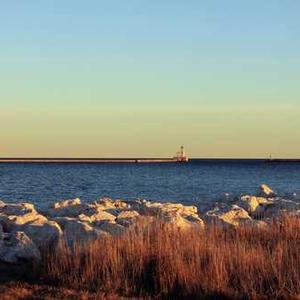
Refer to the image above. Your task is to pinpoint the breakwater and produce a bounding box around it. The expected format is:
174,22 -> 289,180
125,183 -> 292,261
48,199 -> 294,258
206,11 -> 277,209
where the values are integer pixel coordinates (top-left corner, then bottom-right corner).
0,157 -> 180,164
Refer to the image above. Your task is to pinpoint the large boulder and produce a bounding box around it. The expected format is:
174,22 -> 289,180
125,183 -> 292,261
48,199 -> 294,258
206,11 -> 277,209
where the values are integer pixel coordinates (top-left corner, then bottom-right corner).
0,231 -> 41,264
136,200 -> 198,217
19,219 -> 62,249
57,218 -> 107,247
96,198 -> 129,210
257,184 -> 276,198
99,199 -> 205,231
45,198 -> 98,218
161,203 -> 198,216
260,198 -> 300,218
238,195 -> 273,216
46,198 -> 82,217
0,203 -> 62,249
97,221 -> 126,236
0,202 -> 36,216
0,203 -> 43,231
116,210 -> 140,227
53,198 -> 81,209
204,205 -> 253,227
162,212 -> 204,231
90,210 -> 116,224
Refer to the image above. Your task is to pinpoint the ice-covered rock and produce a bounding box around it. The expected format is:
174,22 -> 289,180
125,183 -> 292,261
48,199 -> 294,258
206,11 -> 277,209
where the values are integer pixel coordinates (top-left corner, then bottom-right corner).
136,200 -> 198,216
90,210 -> 116,224
116,210 -> 140,227
260,198 -> 300,218
162,212 -> 204,230
97,221 -> 126,236
238,195 -> 273,216
2,187 -> 299,251
0,203 -> 42,230
128,200 -> 204,230
55,218 -> 107,247
0,202 -> 62,249
257,184 -> 276,198
96,198 -> 129,210
18,219 -> 62,249
78,213 -> 93,223
204,205 -> 253,227
0,231 -> 41,264
53,198 -> 81,209
46,198 -> 98,218
0,202 -> 36,216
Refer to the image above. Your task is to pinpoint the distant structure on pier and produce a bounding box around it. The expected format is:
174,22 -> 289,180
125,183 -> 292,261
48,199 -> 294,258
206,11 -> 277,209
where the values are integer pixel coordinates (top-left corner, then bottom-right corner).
174,145 -> 189,162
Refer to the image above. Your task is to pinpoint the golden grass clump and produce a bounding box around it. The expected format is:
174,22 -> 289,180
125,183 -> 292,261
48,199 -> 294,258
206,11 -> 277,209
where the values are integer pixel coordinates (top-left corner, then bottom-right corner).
41,216 -> 300,299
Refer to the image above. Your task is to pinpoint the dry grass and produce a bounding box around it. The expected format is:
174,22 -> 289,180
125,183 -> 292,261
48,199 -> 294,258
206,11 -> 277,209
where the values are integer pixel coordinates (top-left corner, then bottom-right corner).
36,216 -> 300,299
1,217 -> 300,299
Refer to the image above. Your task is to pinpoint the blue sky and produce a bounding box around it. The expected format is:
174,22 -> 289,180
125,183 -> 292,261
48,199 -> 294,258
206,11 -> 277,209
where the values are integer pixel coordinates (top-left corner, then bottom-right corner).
0,1 -> 299,157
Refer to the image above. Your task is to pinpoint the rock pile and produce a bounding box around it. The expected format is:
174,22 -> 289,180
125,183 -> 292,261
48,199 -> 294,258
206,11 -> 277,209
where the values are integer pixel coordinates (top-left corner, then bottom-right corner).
0,184 -> 299,268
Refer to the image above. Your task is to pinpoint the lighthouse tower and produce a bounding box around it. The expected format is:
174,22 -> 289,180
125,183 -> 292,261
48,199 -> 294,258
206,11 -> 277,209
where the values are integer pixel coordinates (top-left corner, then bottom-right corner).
174,146 -> 188,162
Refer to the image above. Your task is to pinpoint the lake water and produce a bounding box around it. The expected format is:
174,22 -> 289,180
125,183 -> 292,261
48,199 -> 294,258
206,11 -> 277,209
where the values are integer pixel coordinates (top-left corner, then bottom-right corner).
0,160 -> 300,208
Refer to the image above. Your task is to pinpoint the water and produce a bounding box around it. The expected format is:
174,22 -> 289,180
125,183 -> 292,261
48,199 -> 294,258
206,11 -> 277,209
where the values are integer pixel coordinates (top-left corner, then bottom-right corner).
0,160 -> 300,208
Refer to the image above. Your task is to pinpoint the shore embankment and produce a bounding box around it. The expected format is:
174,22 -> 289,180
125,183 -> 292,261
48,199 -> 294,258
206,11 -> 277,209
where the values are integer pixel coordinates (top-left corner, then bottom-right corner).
1,184 -> 300,298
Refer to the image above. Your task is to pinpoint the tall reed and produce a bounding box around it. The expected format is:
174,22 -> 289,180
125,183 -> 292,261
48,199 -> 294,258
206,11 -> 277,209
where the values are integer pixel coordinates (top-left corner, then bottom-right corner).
43,217 -> 300,298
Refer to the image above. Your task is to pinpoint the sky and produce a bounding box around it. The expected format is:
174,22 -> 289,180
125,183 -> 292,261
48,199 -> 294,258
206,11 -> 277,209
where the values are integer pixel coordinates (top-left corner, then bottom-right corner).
0,0 -> 299,158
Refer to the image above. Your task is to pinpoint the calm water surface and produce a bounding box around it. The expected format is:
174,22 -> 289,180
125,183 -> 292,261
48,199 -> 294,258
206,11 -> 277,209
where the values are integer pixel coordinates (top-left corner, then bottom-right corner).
0,160 -> 300,208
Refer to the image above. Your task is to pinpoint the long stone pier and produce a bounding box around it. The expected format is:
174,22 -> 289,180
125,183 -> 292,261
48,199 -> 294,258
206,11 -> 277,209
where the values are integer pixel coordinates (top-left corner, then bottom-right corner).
0,158 -> 182,164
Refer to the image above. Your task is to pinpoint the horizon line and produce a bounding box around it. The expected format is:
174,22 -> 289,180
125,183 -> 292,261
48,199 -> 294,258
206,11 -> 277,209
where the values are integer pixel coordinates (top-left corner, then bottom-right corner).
0,157 -> 299,161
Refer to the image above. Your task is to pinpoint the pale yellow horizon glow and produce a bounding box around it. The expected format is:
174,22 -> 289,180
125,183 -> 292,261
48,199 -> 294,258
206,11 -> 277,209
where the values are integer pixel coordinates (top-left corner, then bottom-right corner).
1,104 -> 299,159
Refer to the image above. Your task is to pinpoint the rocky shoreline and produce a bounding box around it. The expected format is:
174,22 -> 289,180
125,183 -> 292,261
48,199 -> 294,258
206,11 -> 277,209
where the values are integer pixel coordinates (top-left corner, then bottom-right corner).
1,184 -> 300,267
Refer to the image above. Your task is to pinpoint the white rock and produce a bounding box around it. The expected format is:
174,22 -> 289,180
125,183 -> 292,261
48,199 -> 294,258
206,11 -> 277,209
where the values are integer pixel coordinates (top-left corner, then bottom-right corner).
0,202 -> 36,215
0,213 -> 48,233
61,219 -> 107,247
96,198 -> 129,210
139,201 -> 197,217
47,198 -> 82,217
162,212 -> 204,230
258,184 -> 276,198
162,203 -> 198,216
0,203 -> 42,231
261,198 -> 300,218
117,210 -> 140,219
95,198 -> 116,209
116,210 -> 140,227
53,198 -> 81,209
46,199 -> 98,218
0,203 -> 62,249
19,219 -> 62,249
90,210 -> 116,224
238,195 -> 273,216
97,221 -> 126,236
204,205 -> 253,227
0,231 -> 41,264
78,213 -> 92,223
